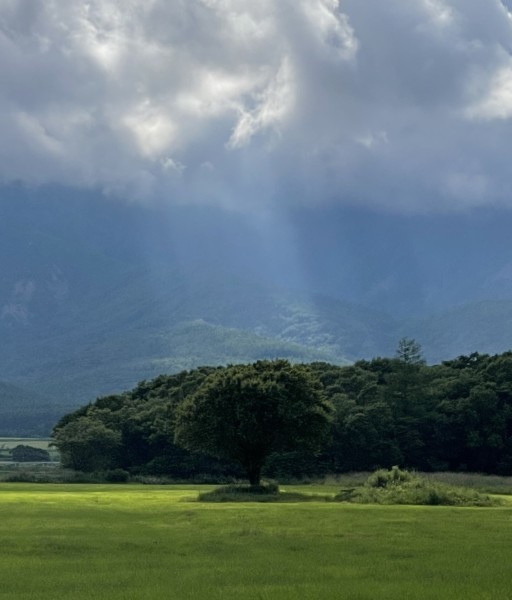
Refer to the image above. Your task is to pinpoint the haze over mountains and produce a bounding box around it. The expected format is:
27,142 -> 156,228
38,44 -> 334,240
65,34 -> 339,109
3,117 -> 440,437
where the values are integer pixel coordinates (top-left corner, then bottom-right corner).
2,185 -> 512,434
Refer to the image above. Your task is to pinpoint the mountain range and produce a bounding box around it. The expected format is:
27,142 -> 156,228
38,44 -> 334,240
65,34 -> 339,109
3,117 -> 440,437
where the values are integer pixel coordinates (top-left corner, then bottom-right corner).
2,185 -> 512,434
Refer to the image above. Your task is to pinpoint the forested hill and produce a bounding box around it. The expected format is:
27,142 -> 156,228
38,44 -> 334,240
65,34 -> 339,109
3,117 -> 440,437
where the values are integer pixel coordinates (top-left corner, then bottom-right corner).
53,350 -> 512,477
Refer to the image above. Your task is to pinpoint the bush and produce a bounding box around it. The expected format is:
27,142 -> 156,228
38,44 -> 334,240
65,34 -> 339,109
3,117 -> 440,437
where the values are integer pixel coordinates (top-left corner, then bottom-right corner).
366,465 -> 413,488
198,482 -> 280,502
336,467 -> 500,507
198,482 -> 335,503
1,469 -> 103,484
11,445 -> 51,462
104,469 -> 130,483
3,471 -> 42,483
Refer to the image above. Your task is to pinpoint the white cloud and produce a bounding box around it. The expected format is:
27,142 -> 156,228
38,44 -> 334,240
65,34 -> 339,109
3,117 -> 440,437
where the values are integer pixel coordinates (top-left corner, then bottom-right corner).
1,0 -> 512,211
228,57 -> 295,148
466,64 -> 512,120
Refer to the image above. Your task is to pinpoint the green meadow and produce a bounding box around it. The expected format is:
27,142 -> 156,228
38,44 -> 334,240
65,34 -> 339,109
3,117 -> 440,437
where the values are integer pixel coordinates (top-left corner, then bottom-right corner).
1,484 -> 511,599
0,437 -> 52,449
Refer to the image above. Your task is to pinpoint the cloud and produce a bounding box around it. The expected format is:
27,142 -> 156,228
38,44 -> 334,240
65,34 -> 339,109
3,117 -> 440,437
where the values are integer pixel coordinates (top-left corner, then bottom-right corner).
1,0 -> 512,211
466,64 -> 512,120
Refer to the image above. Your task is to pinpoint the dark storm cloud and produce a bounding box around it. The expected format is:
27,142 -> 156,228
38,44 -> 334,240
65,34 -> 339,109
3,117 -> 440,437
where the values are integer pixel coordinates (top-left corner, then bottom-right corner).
1,0 -> 512,211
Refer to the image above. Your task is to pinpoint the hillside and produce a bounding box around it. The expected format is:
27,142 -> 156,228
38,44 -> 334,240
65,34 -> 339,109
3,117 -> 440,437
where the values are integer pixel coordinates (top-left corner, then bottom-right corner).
406,300 -> 512,364
0,190 -> 394,412
0,381 -> 63,436
0,256 -> 385,404
3,189 -> 512,434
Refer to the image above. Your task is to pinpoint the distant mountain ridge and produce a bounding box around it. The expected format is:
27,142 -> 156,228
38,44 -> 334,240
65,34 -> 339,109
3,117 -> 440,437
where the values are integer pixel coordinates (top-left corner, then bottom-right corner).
2,187 -> 512,434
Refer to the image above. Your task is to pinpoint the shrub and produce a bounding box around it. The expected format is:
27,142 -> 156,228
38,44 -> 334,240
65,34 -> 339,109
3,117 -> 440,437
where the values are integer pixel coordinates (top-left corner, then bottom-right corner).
1,469 -> 103,484
197,482 -> 333,503
366,465 -> 413,488
3,471 -> 41,483
336,467 -> 500,507
11,445 -> 51,462
104,468 -> 130,483
198,482 -> 280,502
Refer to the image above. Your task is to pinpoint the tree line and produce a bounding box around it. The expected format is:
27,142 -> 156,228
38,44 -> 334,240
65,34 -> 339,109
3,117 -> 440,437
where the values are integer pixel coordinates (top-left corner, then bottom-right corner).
52,341 -> 512,479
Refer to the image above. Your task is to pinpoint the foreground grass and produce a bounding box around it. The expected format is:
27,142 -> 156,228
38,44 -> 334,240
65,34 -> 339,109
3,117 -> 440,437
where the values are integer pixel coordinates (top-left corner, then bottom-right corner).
0,484 -> 511,599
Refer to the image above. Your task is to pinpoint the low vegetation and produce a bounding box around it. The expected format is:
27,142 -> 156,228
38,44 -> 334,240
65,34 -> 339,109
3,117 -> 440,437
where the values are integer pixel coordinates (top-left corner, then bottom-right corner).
336,467 -> 499,506
197,467 -> 500,506
198,482 -> 280,502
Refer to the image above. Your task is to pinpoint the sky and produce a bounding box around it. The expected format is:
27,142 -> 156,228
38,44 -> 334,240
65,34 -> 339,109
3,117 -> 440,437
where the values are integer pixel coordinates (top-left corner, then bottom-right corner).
1,0 -> 512,214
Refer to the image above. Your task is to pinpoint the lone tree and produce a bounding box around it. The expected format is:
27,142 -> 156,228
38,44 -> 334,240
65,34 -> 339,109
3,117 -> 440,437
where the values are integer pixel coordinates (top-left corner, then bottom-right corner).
395,338 -> 425,366
174,360 -> 332,486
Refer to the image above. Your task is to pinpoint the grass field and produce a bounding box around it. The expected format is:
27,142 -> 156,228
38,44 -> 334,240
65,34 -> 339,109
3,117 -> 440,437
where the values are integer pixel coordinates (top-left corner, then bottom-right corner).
0,437 -> 52,450
0,484 -> 511,599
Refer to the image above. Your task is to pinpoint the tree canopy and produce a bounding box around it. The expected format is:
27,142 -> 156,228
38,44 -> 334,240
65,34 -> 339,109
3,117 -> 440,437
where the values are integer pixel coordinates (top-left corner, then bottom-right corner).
52,416 -> 122,472
51,347 -> 512,479
174,360 -> 332,485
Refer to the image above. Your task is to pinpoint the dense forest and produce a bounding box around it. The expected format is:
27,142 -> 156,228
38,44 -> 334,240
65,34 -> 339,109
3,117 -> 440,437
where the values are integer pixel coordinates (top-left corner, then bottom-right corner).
52,342 -> 512,478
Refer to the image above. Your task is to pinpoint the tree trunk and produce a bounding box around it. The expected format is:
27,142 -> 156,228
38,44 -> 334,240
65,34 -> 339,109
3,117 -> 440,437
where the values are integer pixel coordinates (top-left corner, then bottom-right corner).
247,464 -> 261,487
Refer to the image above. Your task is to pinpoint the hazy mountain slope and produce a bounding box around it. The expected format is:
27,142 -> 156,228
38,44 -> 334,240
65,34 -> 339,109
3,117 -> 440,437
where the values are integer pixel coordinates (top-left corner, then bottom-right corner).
0,258 -> 384,404
3,188 -> 512,435
0,381 -> 63,436
406,300 -> 512,364
290,206 -> 512,316
0,189 -> 394,411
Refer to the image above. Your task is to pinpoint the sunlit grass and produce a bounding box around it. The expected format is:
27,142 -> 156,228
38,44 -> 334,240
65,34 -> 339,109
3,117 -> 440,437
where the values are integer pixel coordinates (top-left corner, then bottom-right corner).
0,483 -> 511,599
